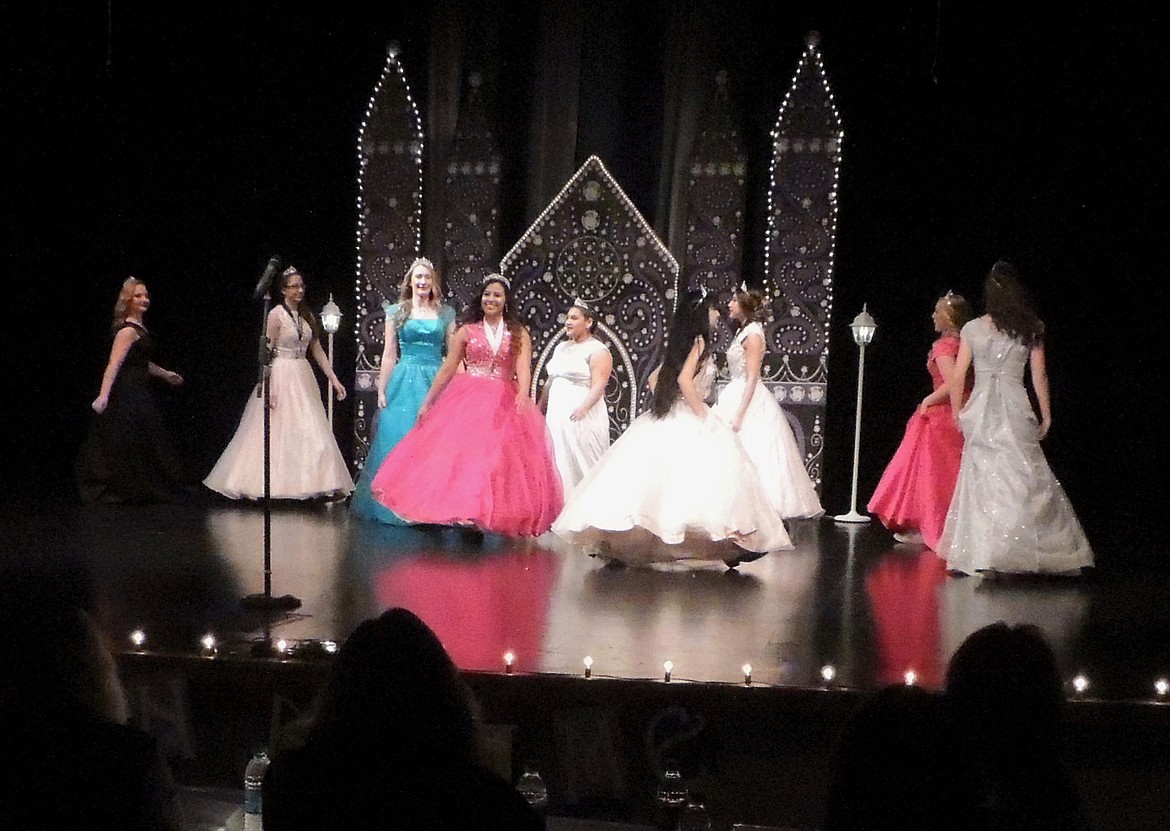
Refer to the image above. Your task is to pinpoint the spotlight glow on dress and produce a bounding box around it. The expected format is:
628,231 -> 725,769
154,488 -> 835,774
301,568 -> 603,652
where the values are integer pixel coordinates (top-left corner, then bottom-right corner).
742,664 -> 753,686
583,656 -> 593,678
1155,678 -> 1168,697
904,670 -> 917,686
1072,674 -> 1089,694
504,651 -> 516,674
663,660 -> 674,682
820,664 -> 836,684
130,630 -> 146,648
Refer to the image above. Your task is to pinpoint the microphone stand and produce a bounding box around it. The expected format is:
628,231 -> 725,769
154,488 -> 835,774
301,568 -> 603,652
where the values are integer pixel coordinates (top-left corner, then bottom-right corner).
242,291 -> 302,622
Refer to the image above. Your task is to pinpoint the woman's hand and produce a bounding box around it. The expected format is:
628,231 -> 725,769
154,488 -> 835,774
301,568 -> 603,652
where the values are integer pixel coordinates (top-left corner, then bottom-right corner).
692,401 -> 710,419
377,390 -> 388,409
91,395 -> 108,414
918,396 -> 932,415
570,404 -> 590,422
332,378 -> 347,401
516,391 -> 530,414
417,399 -> 431,421
165,370 -> 184,387
731,414 -> 744,432
1038,416 -> 1051,440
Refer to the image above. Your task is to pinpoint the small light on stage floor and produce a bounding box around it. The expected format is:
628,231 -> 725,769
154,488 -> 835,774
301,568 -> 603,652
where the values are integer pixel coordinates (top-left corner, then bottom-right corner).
1155,678 -> 1168,698
276,639 -> 289,654
504,651 -> 515,674
322,640 -> 338,654
201,634 -> 216,656
663,660 -> 673,683
583,656 -> 593,678
130,630 -> 146,649
820,664 -> 836,684
743,664 -> 753,686
904,670 -> 917,686
1072,674 -> 1089,695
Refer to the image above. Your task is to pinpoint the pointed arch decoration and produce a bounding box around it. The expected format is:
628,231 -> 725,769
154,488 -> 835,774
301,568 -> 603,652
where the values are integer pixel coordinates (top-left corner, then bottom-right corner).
352,44 -> 425,470
441,72 -> 503,308
501,156 -> 678,440
762,33 -> 844,490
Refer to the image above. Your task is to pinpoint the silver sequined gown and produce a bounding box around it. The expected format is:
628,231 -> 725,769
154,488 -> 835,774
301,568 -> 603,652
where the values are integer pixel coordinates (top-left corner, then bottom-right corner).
937,317 -> 1093,574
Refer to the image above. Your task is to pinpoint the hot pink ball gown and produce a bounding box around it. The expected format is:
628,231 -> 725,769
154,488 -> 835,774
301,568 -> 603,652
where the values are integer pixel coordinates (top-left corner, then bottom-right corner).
867,334 -> 966,550
371,321 -> 563,536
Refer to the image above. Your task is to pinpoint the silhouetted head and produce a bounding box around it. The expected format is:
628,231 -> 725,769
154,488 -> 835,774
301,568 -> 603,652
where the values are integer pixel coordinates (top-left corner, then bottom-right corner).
983,261 -> 1044,345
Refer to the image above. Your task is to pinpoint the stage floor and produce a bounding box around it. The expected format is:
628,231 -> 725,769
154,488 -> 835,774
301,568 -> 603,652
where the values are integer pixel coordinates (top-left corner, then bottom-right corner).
7,492 -> 1168,702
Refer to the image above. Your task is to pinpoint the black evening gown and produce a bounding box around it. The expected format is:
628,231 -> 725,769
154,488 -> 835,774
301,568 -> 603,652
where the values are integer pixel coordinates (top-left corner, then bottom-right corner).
76,322 -> 183,503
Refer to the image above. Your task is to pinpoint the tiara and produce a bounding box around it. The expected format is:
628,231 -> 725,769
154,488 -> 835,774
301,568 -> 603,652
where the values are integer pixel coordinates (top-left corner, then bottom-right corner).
485,272 -> 511,289
282,265 -> 301,277
572,297 -> 593,311
739,280 -> 748,292
406,256 -> 435,274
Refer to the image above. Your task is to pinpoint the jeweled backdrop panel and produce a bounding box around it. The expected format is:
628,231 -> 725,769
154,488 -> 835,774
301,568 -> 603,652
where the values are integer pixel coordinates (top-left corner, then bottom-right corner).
763,37 -> 844,490
501,156 -> 679,440
353,47 -> 425,470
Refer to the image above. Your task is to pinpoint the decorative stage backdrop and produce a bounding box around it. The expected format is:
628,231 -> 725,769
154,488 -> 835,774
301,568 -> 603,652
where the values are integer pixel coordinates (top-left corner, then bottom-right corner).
350,36 -> 841,490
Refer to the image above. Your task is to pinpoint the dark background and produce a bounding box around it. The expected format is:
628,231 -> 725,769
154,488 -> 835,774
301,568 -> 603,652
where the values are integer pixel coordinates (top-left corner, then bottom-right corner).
5,2 -> 1164,569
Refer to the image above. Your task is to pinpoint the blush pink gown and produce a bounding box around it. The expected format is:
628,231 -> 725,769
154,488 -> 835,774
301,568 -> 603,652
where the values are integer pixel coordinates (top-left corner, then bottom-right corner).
867,334 -> 966,551
371,322 -> 563,536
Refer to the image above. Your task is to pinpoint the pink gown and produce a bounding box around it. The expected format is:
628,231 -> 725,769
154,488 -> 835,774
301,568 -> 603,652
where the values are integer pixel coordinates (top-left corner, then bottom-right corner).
867,334 -> 967,550
370,322 -> 563,536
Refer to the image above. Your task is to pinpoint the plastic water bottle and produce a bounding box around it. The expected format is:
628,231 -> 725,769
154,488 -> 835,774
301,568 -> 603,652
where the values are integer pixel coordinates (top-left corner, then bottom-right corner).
516,764 -> 549,813
243,750 -> 271,830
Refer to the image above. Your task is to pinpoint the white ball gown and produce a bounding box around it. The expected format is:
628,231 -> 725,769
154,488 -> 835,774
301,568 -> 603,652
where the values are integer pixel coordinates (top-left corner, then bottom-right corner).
553,355 -> 793,565
713,321 -> 823,519
543,336 -> 611,495
203,306 -> 354,500
937,317 -> 1093,574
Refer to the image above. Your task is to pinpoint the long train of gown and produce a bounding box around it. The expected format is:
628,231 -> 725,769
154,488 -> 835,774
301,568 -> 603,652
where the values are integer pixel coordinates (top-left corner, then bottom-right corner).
867,334 -> 966,550
203,313 -> 353,500
937,317 -> 1093,574
713,322 -> 822,519
553,358 -> 793,565
543,336 -> 611,495
371,322 -> 563,536
76,322 -> 184,503
351,305 -> 454,523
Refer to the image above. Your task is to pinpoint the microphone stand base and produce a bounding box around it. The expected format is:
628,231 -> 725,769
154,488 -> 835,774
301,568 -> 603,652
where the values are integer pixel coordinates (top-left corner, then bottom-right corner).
240,593 -> 303,612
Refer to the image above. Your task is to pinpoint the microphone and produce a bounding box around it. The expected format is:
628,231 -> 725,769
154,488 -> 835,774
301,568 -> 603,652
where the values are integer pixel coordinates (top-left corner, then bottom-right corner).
253,256 -> 281,300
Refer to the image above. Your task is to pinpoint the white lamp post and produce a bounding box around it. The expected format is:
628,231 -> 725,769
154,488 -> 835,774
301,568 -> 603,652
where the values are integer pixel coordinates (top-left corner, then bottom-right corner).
834,304 -> 876,523
320,294 -> 342,424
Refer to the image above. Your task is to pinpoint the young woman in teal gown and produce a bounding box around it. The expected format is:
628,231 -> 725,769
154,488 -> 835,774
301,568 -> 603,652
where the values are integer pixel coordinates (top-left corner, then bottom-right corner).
350,258 -> 455,523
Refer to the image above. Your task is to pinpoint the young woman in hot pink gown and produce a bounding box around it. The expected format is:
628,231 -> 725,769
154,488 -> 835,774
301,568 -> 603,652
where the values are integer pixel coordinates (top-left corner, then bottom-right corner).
370,275 -> 563,536
867,292 -> 972,549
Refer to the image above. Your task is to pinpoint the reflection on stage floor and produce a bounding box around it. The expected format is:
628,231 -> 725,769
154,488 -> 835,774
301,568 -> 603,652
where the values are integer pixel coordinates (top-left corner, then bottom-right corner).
6,495 -> 1164,702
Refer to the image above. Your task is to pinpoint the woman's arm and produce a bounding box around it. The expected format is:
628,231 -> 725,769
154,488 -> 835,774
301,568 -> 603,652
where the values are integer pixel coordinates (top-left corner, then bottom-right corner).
1029,343 -> 1051,439
919,355 -> 956,413
730,331 -> 764,431
571,346 -> 613,421
377,316 -> 399,408
514,327 -> 534,410
310,339 -> 347,401
147,362 -> 183,386
948,339 -> 973,424
92,327 -> 138,413
677,337 -> 709,419
417,327 -> 468,419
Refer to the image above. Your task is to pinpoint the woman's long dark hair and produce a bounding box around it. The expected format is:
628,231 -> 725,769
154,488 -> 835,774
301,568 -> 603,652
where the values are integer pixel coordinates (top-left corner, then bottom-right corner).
460,275 -> 525,369
295,608 -> 481,766
652,292 -> 714,418
984,261 -> 1044,346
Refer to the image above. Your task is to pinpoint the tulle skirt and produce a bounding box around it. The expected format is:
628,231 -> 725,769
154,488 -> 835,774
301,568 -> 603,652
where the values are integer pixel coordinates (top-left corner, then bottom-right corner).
714,379 -> 823,519
545,377 -> 610,496
867,403 -> 964,550
371,374 -> 563,536
553,403 -> 793,565
203,357 -> 354,500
